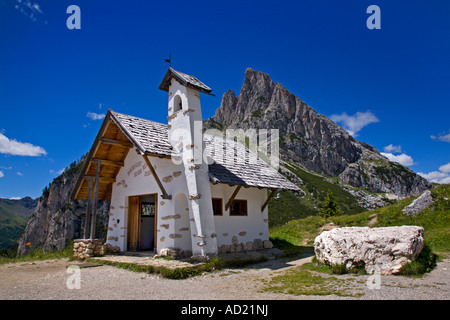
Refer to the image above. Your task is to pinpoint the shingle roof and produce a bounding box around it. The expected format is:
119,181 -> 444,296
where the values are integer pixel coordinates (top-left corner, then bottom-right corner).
158,67 -> 213,95
205,135 -> 301,191
110,110 -> 301,192
110,111 -> 172,158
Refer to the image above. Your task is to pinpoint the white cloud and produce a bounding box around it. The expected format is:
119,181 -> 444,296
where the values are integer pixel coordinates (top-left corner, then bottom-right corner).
431,130 -> 450,143
439,162 -> 450,173
0,133 -> 47,156
418,171 -> 447,181
14,0 -> 47,24
9,196 -> 22,200
49,168 -> 66,175
87,112 -> 105,120
383,144 -> 402,153
329,111 -> 379,136
418,171 -> 450,184
0,171 -> 4,178
381,152 -> 415,166
16,172 -> 23,176
418,162 -> 450,184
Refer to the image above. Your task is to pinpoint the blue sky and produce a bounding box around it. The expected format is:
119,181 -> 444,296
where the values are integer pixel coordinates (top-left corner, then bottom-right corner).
0,0 -> 449,199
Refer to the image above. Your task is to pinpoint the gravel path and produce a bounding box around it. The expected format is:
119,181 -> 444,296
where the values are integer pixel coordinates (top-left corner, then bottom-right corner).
0,256 -> 448,300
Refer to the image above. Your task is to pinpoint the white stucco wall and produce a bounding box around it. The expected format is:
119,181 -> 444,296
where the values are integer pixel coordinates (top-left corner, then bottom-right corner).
106,144 -> 269,254
211,184 -> 269,248
106,149 -> 191,253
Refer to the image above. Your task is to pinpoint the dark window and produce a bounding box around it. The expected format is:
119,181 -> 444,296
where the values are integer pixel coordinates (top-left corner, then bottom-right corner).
173,95 -> 182,112
212,198 -> 223,216
230,199 -> 248,216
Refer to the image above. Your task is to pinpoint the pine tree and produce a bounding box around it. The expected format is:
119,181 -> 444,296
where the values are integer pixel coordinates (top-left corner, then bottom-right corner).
320,189 -> 342,218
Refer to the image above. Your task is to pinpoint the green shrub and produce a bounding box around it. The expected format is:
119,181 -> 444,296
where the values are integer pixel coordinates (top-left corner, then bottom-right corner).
320,190 -> 342,218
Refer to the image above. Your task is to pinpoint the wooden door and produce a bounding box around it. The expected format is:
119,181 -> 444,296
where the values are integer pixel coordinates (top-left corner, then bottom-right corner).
127,196 -> 141,251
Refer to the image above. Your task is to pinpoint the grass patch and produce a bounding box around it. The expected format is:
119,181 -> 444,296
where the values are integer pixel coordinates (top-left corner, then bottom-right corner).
304,257 -> 367,275
269,162 -> 367,228
91,255 -> 268,280
398,244 -> 437,277
0,241 -> 74,265
261,264 -> 363,297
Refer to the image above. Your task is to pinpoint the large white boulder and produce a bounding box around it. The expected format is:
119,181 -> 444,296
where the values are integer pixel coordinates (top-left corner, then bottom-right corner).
314,226 -> 424,275
402,190 -> 433,216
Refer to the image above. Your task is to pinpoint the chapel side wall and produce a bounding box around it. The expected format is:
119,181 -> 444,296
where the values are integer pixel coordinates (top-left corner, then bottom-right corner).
106,150 -> 188,253
211,184 -> 269,249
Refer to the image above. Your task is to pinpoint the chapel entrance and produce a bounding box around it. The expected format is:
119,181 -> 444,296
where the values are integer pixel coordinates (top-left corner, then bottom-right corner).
127,194 -> 157,251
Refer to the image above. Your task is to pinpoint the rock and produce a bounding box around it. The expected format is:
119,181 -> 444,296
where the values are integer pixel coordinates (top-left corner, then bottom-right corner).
314,226 -> 424,275
112,246 -> 120,253
253,239 -> 263,249
402,190 -> 433,216
160,248 -> 176,257
245,241 -> 254,251
17,155 -> 110,256
103,243 -> 113,252
172,171 -> 182,178
204,68 -> 431,197
232,236 -> 239,245
263,240 -> 273,249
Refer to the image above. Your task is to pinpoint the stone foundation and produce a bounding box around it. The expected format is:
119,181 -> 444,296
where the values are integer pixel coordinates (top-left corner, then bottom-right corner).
73,239 -> 104,260
73,239 -> 121,260
218,238 -> 273,254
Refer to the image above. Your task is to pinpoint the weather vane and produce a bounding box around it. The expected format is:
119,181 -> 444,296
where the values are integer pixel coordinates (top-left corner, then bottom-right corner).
165,54 -> 172,67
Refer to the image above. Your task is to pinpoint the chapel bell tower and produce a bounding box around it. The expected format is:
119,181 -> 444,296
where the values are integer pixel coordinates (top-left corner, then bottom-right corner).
158,67 -> 218,258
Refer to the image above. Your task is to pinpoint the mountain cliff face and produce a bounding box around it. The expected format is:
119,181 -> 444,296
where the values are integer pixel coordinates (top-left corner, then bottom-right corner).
17,160 -> 109,256
206,68 -> 431,197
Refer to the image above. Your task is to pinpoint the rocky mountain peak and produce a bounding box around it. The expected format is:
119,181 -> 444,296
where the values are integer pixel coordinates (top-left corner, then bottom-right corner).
206,68 -> 431,197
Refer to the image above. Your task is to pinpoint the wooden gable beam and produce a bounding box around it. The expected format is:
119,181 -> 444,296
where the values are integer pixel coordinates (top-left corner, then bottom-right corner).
225,185 -> 242,211
141,154 -> 172,200
83,176 -> 116,183
261,189 -> 278,212
92,159 -> 124,168
100,137 -> 133,148
72,119 -> 114,200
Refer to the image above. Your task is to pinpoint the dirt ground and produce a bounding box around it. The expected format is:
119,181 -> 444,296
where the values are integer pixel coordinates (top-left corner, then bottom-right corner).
0,255 -> 448,300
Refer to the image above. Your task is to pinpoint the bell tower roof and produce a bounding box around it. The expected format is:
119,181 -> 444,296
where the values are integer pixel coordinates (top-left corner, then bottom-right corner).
158,67 -> 214,96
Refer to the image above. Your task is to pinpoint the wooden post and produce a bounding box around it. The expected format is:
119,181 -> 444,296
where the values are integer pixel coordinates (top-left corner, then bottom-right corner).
141,154 -> 172,200
261,189 -> 278,212
225,185 -> 242,211
89,161 -> 101,239
84,177 -> 93,239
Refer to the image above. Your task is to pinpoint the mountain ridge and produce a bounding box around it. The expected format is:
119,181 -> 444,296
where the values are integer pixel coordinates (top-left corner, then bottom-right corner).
205,67 -> 431,198
0,197 -> 38,250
